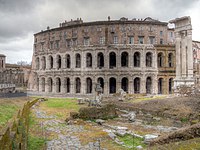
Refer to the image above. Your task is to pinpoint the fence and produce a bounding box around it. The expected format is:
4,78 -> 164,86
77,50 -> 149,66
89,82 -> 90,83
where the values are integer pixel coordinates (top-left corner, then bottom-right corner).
0,99 -> 39,150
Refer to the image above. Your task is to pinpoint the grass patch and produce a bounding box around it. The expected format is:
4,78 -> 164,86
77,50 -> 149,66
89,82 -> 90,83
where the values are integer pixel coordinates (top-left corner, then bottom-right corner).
0,104 -> 18,128
27,135 -> 46,150
118,134 -> 146,149
39,98 -> 83,120
43,98 -> 79,110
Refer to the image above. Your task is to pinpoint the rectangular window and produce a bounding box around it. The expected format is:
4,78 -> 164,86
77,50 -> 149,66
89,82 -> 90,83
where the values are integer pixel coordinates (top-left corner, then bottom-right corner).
149,36 -> 155,44
128,36 -> 134,44
97,27 -> 102,32
64,31 -> 67,39
113,36 -> 118,44
72,29 -> 77,37
84,37 -> 90,46
110,26 -> 115,33
41,42 -> 44,51
55,41 -> 59,49
72,38 -> 77,46
99,37 -> 105,45
138,36 -> 144,44
66,39 -> 71,47
50,42 -> 53,49
160,39 -> 163,44
170,32 -> 173,37
149,26 -> 153,32
160,31 -> 163,36
84,28 -> 89,33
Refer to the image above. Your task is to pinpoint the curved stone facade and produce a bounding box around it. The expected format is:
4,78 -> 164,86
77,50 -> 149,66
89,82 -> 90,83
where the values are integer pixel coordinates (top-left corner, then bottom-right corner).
29,17 -> 176,97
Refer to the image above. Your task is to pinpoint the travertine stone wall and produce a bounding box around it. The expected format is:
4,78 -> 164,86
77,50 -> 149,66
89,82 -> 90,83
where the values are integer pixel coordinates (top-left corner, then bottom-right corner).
28,17 -> 176,97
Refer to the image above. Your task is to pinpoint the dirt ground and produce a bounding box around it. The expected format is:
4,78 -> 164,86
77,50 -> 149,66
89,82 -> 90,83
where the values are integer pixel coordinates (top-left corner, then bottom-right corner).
106,95 -> 200,127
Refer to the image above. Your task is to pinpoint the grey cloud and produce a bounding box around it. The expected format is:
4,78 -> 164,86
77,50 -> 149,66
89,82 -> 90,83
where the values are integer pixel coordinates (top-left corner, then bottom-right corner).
0,0 -> 199,63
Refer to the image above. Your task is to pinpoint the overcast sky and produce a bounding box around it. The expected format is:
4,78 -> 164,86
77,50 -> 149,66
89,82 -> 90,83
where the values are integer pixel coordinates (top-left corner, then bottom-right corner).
0,0 -> 200,64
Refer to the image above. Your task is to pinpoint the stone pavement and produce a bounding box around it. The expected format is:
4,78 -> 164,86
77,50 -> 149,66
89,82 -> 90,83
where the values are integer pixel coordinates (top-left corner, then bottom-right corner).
32,103 -> 107,150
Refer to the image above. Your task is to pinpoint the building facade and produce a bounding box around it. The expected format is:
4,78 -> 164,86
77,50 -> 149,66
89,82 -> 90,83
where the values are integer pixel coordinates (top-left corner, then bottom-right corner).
28,17 -> 177,97
0,54 -> 31,88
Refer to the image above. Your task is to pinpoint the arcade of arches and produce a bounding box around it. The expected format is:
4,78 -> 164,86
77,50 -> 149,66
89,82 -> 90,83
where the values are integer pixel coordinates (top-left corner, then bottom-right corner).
33,45 -> 176,96
36,76 -> 174,95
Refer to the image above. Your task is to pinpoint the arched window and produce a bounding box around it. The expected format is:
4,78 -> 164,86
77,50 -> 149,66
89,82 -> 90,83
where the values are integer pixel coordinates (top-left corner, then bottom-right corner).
49,56 -> 53,69
75,77 -> 81,93
75,54 -> 81,68
86,77 -> 92,93
86,53 -> 92,68
65,54 -> 71,68
109,77 -> 116,93
97,77 -> 104,93
47,77 -> 53,92
134,52 -> 140,67
169,78 -> 173,94
64,77 -> 70,93
41,77 -> 45,92
146,52 -> 152,67
146,77 -> 152,94
134,77 -> 140,93
36,57 -> 40,70
56,77 -> 61,93
109,52 -> 116,69
121,52 -> 129,67
158,52 -> 164,67
56,55 -> 61,69
168,53 -> 173,67
97,52 -> 104,68
41,56 -> 46,70
121,77 -> 128,92
158,78 -> 163,94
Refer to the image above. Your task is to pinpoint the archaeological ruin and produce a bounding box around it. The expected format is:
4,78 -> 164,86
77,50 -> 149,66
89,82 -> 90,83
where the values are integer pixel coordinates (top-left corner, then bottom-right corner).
27,16 -> 200,97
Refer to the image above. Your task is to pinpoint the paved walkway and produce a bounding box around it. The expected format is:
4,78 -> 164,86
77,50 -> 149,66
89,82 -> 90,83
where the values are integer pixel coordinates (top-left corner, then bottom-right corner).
32,103 -> 107,150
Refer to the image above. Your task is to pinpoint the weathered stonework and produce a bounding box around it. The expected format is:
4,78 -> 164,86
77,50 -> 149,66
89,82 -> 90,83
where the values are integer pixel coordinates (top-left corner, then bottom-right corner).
170,16 -> 195,89
28,17 -> 177,97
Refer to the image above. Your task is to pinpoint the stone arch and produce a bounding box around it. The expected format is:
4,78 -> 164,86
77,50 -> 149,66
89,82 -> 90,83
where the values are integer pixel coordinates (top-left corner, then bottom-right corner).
36,57 -> 40,70
56,77 -> 61,93
133,52 -> 140,67
65,54 -> 71,68
169,78 -> 173,94
64,77 -> 70,93
109,52 -> 116,69
158,78 -> 164,94
121,77 -> 128,92
97,77 -> 104,93
56,55 -> 61,69
41,56 -> 46,70
146,76 -> 152,94
134,77 -> 140,93
47,77 -> 53,92
121,52 -> 129,67
109,77 -> 116,94
41,77 -> 45,92
97,52 -> 104,68
49,55 -> 53,69
158,52 -> 164,67
168,53 -> 173,67
75,77 -> 81,93
86,53 -> 92,68
146,52 -> 152,67
75,53 -> 81,68
86,77 -> 92,93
